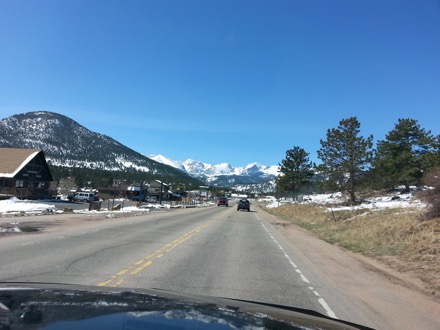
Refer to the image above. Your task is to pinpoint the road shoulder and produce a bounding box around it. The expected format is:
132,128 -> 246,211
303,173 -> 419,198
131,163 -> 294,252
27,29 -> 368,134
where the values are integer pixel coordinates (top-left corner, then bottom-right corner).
255,204 -> 440,330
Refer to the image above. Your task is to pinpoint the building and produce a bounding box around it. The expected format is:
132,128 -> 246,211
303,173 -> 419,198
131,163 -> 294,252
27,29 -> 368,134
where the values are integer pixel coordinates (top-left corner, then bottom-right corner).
125,180 -> 171,202
148,180 -> 171,202
0,148 -> 53,200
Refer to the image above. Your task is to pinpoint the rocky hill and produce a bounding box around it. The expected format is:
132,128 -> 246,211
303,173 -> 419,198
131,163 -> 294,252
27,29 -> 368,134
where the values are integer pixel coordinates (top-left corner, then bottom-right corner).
0,111 -> 199,185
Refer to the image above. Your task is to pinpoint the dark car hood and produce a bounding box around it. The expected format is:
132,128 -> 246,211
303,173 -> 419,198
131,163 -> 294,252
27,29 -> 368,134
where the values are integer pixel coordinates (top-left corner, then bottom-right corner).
0,282 -> 373,329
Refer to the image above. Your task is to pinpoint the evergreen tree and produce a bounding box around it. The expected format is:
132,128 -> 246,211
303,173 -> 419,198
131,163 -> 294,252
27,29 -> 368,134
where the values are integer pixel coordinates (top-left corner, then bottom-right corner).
373,118 -> 436,190
427,134 -> 440,169
277,146 -> 314,199
317,117 -> 373,204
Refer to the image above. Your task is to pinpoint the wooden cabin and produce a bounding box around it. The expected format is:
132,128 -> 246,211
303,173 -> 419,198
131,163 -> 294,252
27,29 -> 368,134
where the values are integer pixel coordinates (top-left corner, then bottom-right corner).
0,148 -> 53,200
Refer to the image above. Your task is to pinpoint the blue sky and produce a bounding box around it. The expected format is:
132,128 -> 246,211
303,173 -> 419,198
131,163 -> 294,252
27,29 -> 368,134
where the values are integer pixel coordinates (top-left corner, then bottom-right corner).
1,0 -> 439,167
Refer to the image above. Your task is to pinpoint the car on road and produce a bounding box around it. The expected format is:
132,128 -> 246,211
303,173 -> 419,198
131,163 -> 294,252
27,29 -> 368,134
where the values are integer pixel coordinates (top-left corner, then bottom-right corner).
237,199 -> 250,211
217,197 -> 228,207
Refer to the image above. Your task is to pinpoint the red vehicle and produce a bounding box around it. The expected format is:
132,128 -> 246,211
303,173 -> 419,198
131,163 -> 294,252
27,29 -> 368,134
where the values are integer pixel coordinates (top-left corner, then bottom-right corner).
217,197 -> 229,207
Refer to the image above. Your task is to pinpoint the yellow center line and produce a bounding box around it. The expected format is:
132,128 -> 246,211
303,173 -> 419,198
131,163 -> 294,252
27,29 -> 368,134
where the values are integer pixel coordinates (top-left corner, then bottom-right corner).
130,260 -> 153,275
114,279 -> 125,286
97,221 -> 212,287
97,278 -> 116,287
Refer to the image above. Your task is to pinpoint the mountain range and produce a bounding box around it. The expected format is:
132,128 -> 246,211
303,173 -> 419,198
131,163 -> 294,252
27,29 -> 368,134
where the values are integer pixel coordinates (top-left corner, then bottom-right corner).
0,111 -> 278,191
149,155 -> 278,189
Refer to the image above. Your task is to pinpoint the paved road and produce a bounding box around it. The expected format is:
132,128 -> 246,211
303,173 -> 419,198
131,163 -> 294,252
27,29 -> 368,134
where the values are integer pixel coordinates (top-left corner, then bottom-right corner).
1,204 -> 439,329
0,205 -> 328,312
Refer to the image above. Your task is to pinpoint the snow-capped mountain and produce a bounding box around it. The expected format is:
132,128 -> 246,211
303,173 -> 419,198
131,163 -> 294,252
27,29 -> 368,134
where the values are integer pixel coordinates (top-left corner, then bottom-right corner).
182,159 -> 235,177
238,162 -> 279,176
0,111 -> 199,184
149,155 -> 279,188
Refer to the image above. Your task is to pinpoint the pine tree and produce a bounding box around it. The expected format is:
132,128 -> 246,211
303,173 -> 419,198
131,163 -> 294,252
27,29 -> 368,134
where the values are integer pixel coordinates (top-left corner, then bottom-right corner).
317,117 -> 373,204
373,118 -> 436,190
277,146 -> 314,199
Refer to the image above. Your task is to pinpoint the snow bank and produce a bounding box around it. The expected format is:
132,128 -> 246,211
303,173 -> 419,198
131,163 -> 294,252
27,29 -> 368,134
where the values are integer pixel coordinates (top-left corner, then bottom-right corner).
0,197 -> 212,216
258,196 -> 276,203
0,197 -> 57,214
265,191 -> 426,211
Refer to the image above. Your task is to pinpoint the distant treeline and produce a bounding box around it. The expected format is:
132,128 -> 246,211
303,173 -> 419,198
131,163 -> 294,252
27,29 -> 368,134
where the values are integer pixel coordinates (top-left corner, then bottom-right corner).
49,165 -> 203,192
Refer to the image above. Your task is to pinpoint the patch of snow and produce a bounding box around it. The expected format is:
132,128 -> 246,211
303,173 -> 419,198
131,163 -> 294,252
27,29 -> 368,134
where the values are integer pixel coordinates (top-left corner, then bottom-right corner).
0,226 -> 21,233
149,155 -> 185,171
0,197 -> 201,218
258,196 -> 276,203
0,197 -> 57,213
265,190 -> 427,211
302,192 -> 345,204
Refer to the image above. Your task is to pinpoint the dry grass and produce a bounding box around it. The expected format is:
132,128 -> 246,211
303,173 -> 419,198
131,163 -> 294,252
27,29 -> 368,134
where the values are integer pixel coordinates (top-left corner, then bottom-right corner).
263,203 -> 440,293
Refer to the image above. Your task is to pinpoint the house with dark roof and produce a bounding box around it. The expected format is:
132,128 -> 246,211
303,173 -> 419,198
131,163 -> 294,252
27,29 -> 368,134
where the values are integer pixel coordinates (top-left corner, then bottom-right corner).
0,148 -> 53,200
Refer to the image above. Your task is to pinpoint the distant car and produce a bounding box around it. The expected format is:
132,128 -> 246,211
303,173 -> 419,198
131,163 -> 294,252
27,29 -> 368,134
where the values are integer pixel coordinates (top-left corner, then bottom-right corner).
146,196 -> 157,203
217,197 -> 228,207
237,199 -> 250,211
68,192 -> 98,202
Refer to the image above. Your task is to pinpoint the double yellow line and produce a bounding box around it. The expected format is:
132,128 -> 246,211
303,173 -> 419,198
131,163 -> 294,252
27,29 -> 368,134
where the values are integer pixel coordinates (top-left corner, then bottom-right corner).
97,221 -> 212,287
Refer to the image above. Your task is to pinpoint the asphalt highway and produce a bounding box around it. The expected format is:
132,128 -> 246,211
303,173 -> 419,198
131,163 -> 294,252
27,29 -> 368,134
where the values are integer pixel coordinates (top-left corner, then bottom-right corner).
1,204 -> 439,329
0,205 -> 328,313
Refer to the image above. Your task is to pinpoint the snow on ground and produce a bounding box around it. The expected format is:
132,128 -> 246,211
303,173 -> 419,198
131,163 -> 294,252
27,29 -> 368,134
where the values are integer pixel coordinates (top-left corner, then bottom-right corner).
0,197 -> 212,216
0,197 -> 156,216
0,188 -> 427,216
264,190 -> 427,211
0,197 -> 58,214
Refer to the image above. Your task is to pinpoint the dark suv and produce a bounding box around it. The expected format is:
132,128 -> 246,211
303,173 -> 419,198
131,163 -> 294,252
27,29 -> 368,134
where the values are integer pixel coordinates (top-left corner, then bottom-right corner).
217,197 -> 228,207
237,199 -> 250,211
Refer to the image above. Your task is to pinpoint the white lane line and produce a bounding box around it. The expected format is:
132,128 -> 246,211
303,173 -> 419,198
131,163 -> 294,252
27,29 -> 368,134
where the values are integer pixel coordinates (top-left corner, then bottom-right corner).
255,214 -> 338,319
318,298 -> 337,319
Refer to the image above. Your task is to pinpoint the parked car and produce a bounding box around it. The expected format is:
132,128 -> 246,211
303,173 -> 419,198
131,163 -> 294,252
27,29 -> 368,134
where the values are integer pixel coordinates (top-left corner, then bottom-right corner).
237,199 -> 250,211
217,197 -> 228,206
132,195 -> 147,201
133,195 -> 157,203
68,192 -> 98,203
